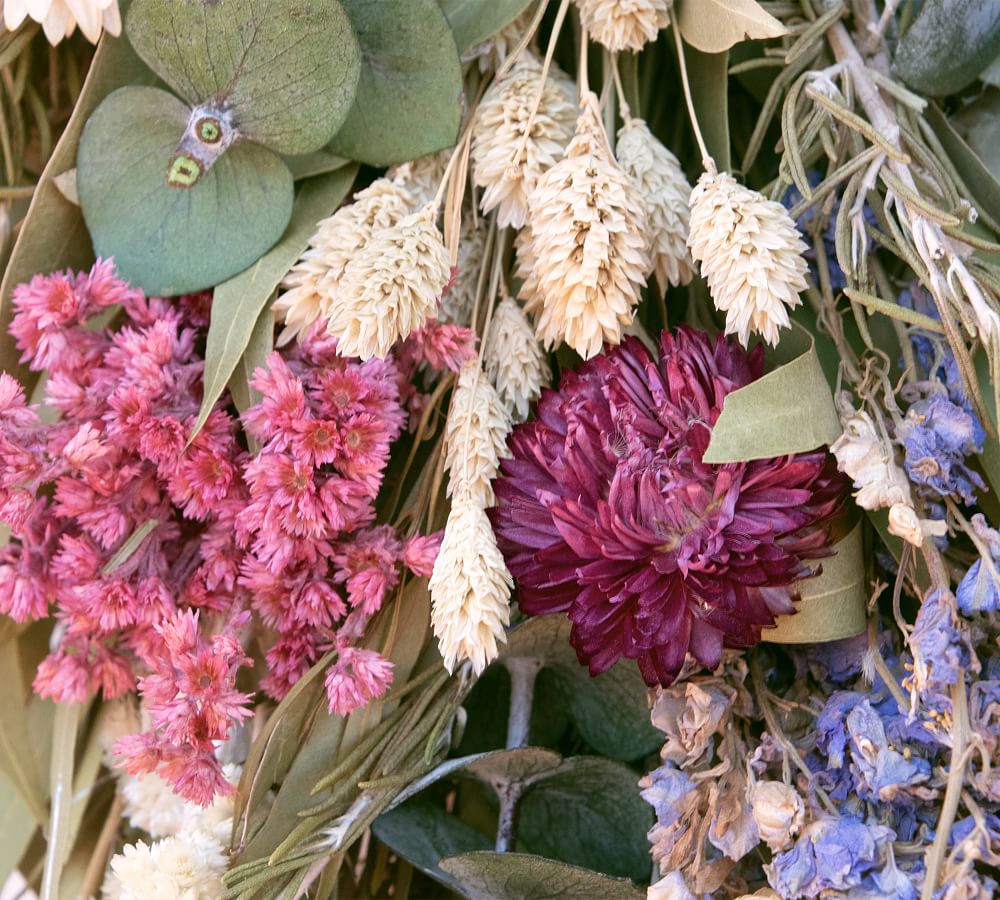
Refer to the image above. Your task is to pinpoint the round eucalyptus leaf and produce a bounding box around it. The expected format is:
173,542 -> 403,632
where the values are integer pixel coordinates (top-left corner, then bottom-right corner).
125,0 -> 361,154
77,86 -> 294,296
330,0 -> 463,166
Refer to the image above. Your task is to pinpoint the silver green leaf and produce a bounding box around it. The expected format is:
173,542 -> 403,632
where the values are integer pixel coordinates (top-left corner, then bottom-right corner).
439,852 -> 645,900
437,0 -> 535,53
77,86 -> 294,296
125,0 -> 361,154
330,0 -> 464,166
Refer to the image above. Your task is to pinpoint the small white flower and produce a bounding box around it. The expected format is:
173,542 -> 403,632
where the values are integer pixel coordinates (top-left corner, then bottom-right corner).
887,502 -> 947,548
4,0 -> 120,44
574,0 -> 671,52
103,831 -> 226,900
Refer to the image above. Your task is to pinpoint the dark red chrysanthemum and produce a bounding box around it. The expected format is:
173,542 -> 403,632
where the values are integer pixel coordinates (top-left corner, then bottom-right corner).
491,327 -> 845,686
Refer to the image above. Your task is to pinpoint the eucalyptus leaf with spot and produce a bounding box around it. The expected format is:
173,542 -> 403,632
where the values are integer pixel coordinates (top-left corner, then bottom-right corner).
125,0 -> 361,154
437,0 -> 535,53
675,0 -> 785,54
519,757 -> 653,882
189,164 -> 358,445
703,327 -> 841,463
77,86 -> 294,296
894,0 -> 1000,96
439,852 -> 645,900
330,0 -> 463,166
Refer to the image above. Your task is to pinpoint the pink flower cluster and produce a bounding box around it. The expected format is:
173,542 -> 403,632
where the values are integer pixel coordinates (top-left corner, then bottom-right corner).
0,260 -> 460,803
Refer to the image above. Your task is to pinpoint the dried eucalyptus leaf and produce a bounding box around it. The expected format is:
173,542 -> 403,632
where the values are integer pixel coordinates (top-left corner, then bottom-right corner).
460,748 -> 562,791
330,0 -> 463,166
894,0 -> 1000,96
189,164 -> 357,445
125,0 -> 361,154
675,0 -> 785,54
439,852 -> 645,900
373,798 -> 492,891
0,642 -> 48,823
437,0 -> 535,53
0,1 -> 156,384
702,328 -> 841,463
764,522 -> 867,644
518,757 -> 653,882
77,86 -> 294,296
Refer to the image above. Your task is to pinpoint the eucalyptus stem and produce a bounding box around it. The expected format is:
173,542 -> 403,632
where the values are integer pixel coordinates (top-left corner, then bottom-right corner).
504,658 -> 542,750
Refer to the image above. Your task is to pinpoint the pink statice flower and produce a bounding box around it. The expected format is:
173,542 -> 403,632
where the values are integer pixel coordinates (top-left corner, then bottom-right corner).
324,646 -> 394,716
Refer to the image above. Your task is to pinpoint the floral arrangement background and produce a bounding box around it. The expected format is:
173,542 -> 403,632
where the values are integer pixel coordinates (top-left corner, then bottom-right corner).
1,0 -> 1000,898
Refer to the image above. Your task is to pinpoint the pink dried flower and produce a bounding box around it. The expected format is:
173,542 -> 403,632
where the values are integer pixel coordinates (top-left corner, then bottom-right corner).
324,646 -> 394,716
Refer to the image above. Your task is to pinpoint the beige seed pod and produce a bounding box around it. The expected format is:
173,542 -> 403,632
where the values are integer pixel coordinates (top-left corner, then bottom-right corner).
574,0 -> 670,52
688,169 -> 808,347
471,51 -> 577,229
444,360 -> 512,506
327,204 -> 450,360
484,297 -> 550,422
616,117 -> 694,293
430,498 -> 512,675
519,90 -> 651,359
274,178 -> 412,345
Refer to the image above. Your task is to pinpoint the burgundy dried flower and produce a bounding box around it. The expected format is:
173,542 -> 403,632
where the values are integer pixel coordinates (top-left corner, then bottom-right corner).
491,327 -> 844,686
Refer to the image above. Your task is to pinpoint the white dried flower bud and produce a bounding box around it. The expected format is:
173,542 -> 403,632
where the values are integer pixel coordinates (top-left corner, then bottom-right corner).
120,772 -> 189,838
888,502 -> 948,548
103,831 -> 226,900
430,498 -> 512,674
440,217 -> 487,326
5,0 -> 121,44
328,205 -> 450,360
574,0 -> 670,52
471,52 -> 577,229
647,872 -> 696,900
275,178 -> 412,345
444,360 -> 512,505
688,169 -> 808,347
616,118 -> 694,292
830,406 -> 913,511
484,297 -> 550,421
750,780 -> 805,852
520,91 -> 651,359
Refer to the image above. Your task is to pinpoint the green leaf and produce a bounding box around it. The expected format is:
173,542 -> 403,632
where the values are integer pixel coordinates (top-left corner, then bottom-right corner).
125,0 -> 361,154
764,521 -> 867,644
951,90 -> 1000,194
77,85 -> 294,297
101,519 -> 159,575
437,0 -> 534,53
703,327 -> 841,463
0,774 -> 36,888
330,0 -> 464,166
687,47 -> 731,172
282,148 -> 351,181
675,0 -> 785,54
926,102 -> 1000,230
439,852 -> 645,900
0,636 -> 49,823
0,10 -> 156,382
373,798 -> 492,891
41,702 -> 83,900
519,757 -> 652,882
894,0 -> 1000,96
503,618 -> 660,762
189,165 -> 358,445
227,302 -> 274,438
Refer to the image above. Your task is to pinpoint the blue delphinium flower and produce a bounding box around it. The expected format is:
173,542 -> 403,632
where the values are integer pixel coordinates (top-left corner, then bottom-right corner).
767,815 -> 895,898
901,392 -> 985,504
845,700 -> 933,802
957,514 -> 1000,615
909,589 -> 977,693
